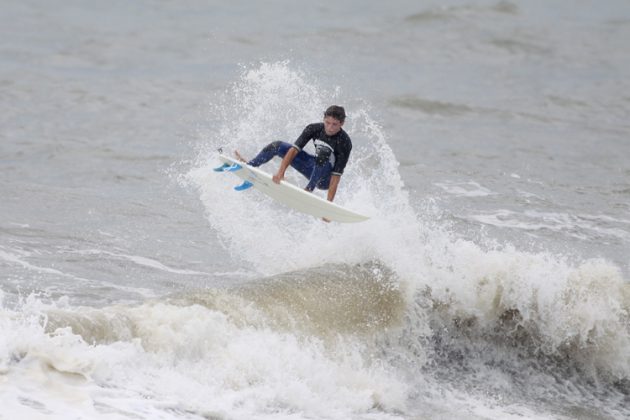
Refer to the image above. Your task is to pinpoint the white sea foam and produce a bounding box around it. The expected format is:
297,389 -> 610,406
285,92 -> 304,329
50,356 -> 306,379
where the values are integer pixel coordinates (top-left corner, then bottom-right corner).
467,209 -> 630,241
435,180 -> 496,197
424,237 -> 630,379
0,295 -> 409,420
0,248 -> 69,278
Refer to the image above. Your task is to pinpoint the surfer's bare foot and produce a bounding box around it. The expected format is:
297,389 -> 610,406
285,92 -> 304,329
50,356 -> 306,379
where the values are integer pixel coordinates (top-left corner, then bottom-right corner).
234,150 -> 247,163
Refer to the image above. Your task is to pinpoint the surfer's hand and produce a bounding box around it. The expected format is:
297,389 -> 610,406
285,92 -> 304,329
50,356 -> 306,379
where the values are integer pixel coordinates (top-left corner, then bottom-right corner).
272,172 -> 284,184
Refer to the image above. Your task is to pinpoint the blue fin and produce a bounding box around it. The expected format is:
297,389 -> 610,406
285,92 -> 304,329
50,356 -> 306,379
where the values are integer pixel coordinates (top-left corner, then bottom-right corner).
225,163 -> 242,172
213,163 -> 230,172
234,181 -> 253,191
213,163 -> 242,172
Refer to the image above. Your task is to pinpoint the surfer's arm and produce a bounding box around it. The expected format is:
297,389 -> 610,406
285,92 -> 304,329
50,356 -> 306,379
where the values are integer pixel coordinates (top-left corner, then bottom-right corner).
273,147 -> 298,184
327,174 -> 341,202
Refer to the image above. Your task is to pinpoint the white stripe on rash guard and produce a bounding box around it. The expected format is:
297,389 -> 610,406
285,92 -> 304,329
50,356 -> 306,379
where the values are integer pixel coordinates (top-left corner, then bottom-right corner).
313,139 -> 334,152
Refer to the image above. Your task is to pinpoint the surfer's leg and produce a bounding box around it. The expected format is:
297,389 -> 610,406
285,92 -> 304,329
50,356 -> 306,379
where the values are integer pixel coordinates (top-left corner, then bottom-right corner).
288,150 -> 316,180
315,166 -> 333,190
305,161 -> 333,191
289,151 -> 333,190
249,141 -> 321,183
248,141 -> 290,167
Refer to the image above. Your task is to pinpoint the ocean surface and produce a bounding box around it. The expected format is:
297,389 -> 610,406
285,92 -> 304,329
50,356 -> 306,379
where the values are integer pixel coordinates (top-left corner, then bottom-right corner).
1,1 -> 629,419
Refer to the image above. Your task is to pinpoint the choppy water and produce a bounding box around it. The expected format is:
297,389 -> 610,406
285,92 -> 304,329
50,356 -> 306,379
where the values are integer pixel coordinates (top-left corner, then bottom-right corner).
1,1 -> 629,419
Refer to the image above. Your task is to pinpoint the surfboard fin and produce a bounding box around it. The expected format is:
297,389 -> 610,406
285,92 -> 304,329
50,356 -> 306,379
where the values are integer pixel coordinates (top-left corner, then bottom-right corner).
213,163 -> 230,172
213,163 -> 242,172
234,181 -> 253,191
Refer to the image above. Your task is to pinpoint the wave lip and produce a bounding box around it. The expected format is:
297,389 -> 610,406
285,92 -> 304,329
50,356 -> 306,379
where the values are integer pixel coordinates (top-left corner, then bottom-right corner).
182,262 -> 407,337
425,240 -> 630,387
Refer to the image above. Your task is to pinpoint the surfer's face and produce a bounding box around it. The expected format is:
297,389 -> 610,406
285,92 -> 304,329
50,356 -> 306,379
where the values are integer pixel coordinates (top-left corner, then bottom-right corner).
324,116 -> 343,136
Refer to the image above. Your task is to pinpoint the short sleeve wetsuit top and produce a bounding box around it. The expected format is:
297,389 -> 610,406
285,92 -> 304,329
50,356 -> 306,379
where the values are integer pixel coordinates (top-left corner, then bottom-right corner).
292,123 -> 353,177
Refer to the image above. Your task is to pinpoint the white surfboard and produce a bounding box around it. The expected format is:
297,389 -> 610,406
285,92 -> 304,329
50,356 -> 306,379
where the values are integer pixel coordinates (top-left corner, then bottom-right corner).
215,154 -> 370,223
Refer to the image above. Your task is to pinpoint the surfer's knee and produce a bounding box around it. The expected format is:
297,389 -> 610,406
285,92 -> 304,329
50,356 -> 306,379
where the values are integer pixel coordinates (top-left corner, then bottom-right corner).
262,141 -> 282,154
316,178 -> 331,190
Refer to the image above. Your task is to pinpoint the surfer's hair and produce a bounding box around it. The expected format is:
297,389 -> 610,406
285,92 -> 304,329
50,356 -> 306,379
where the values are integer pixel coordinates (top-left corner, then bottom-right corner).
324,105 -> 346,123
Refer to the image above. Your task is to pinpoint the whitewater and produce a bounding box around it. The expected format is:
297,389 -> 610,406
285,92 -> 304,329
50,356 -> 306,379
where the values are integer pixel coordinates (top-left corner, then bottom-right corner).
2,1 -> 630,419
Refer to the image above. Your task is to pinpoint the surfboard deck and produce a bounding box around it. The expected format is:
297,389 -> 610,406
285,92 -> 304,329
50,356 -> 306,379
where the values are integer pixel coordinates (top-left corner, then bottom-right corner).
215,154 -> 370,223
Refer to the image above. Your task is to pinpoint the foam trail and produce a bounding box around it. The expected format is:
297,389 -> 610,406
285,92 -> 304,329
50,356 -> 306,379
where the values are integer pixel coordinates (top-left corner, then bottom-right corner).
71,249 -> 210,275
0,248 -> 71,277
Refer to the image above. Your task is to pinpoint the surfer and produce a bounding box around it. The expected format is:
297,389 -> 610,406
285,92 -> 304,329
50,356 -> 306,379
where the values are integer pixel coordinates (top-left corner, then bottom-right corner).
235,105 -> 352,204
